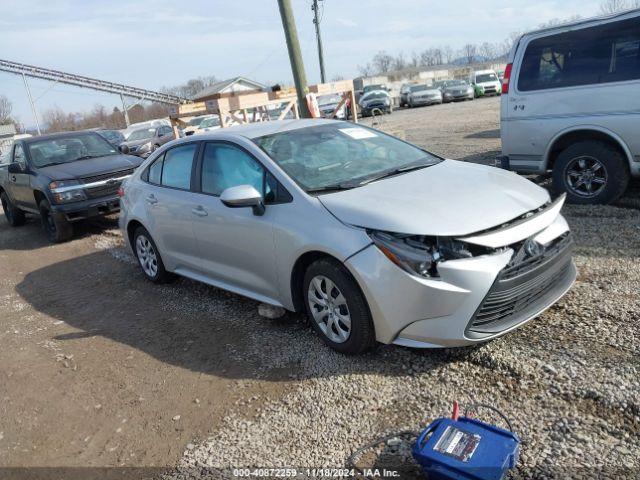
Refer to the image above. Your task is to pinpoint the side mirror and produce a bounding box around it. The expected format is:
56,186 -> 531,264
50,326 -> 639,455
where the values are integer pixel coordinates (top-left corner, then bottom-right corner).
8,162 -> 24,174
220,185 -> 265,216
119,144 -> 130,155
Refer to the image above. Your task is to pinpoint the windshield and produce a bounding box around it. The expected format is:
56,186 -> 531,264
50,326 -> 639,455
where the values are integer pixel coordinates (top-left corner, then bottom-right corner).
410,85 -> 429,92
363,84 -> 384,93
254,123 -> 441,192
475,73 -> 497,83
362,92 -> 388,101
98,130 -> 124,144
200,117 -> 220,128
318,94 -> 341,106
188,117 -> 208,127
128,128 -> 155,141
27,133 -> 118,167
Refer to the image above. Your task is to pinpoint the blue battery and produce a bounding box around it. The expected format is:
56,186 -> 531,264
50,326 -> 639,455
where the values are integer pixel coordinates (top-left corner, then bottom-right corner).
412,416 -> 519,480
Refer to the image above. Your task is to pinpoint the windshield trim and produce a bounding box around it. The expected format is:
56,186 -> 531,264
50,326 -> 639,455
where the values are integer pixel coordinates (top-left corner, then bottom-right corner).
252,124 -> 444,195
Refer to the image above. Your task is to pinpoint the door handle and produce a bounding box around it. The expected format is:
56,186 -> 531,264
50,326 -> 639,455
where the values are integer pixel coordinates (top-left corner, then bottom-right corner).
191,206 -> 208,217
145,194 -> 158,205
10,175 -> 16,182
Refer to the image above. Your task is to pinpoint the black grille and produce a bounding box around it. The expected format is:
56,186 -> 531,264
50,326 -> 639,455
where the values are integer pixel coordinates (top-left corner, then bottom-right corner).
502,233 -> 572,280
81,169 -> 134,199
81,169 -> 134,184
466,234 -> 575,338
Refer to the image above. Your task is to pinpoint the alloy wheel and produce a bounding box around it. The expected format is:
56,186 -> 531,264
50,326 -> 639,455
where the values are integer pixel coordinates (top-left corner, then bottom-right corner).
136,234 -> 158,278
307,275 -> 351,343
565,156 -> 607,198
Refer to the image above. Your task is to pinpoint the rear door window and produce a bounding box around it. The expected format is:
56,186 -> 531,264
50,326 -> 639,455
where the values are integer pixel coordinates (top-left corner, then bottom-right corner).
518,17 -> 640,91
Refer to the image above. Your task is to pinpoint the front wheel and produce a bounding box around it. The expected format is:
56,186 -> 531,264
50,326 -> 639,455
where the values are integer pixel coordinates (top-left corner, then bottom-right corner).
303,258 -> 375,354
39,200 -> 73,242
132,226 -> 175,283
552,141 -> 629,204
1,192 -> 26,226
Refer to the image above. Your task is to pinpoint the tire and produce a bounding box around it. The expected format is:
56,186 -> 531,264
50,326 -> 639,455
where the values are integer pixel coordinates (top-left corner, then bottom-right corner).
132,226 -> 175,283
1,192 -> 26,227
39,200 -> 73,242
303,258 -> 375,355
552,141 -> 629,205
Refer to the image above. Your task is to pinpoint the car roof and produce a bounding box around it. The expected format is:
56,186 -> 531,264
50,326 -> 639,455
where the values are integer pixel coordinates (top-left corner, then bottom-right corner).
22,130 -> 103,144
193,118 -> 343,140
520,8 -> 640,39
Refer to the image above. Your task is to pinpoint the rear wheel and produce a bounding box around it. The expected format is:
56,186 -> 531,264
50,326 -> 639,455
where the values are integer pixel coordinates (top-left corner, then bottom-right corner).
552,141 -> 629,204
303,258 -> 375,354
39,200 -> 73,242
132,226 -> 174,283
1,192 -> 26,226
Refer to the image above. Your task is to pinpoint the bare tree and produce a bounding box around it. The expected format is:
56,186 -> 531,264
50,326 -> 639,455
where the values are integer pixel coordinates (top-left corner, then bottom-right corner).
443,46 -> 454,64
358,63 -> 375,77
461,44 -> 478,65
479,42 -> 498,61
600,0 -> 638,14
391,52 -> 407,71
0,95 -> 13,125
371,51 -> 395,73
162,75 -> 219,99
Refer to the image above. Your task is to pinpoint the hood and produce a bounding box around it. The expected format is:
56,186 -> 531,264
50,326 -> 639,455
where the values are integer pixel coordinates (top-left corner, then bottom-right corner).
122,137 -> 153,147
38,154 -> 143,180
444,85 -> 472,92
411,88 -> 440,95
317,160 -> 550,236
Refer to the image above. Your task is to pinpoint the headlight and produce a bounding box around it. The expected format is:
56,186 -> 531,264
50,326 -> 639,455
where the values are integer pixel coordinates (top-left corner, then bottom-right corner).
49,180 -> 87,204
138,142 -> 152,152
369,231 -> 487,279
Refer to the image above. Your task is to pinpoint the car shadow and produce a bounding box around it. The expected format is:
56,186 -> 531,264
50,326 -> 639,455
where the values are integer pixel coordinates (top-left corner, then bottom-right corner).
14,249 -> 486,382
464,128 -> 500,139
0,213 -> 119,251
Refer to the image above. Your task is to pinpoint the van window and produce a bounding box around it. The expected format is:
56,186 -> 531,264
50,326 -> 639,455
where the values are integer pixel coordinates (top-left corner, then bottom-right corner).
518,17 -> 640,91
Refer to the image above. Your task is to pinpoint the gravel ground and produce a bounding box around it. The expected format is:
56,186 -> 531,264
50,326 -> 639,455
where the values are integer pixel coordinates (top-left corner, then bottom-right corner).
163,99 -> 639,479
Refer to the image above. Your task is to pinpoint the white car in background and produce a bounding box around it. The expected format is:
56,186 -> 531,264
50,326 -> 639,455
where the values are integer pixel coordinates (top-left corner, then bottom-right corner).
470,69 -> 502,96
318,94 -> 347,120
192,116 -> 222,135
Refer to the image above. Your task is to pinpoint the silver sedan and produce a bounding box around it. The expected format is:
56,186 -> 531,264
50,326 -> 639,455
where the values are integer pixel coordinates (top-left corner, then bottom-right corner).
119,119 -> 576,354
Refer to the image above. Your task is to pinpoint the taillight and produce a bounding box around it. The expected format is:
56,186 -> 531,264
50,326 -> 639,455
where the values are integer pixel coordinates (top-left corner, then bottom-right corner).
502,63 -> 513,94
117,186 -> 125,197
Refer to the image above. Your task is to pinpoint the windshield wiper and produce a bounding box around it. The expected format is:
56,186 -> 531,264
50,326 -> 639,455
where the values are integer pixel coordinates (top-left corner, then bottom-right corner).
306,183 -> 357,194
354,161 -> 435,186
73,155 -> 98,161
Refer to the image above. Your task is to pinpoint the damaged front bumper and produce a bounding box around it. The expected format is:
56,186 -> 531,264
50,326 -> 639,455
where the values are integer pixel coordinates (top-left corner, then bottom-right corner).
344,197 -> 576,348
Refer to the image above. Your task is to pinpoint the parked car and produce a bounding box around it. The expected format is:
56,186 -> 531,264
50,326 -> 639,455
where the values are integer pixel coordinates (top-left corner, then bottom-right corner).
318,94 -> 347,120
399,84 -> 415,107
0,131 -> 142,242
95,129 -> 126,147
406,84 -> 443,107
358,90 -> 392,116
470,69 -> 502,96
439,80 -> 475,102
183,116 -> 212,136
500,9 -> 640,204
120,125 -> 175,158
192,116 -> 222,134
119,119 -> 576,354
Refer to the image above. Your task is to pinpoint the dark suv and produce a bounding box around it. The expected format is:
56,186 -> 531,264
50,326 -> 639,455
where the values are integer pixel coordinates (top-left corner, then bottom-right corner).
0,131 -> 142,242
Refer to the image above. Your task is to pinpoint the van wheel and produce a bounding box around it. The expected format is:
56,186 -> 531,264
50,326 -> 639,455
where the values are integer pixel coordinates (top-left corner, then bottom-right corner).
39,200 -> 73,242
553,141 -> 629,204
132,226 -> 175,283
303,258 -> 376,355
1,192 -> 26,226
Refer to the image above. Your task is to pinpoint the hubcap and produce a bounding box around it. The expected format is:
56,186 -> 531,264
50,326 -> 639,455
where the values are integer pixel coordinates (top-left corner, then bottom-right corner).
565,156 -> 607,198
307,275 -> 351,343
135,234 -> 158,278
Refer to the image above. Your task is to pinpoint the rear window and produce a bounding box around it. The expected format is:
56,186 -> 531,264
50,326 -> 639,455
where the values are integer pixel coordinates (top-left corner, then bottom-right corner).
518,17 -> 640,91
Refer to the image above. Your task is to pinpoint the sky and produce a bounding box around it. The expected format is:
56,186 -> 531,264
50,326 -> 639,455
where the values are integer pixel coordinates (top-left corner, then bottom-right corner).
0,0 -> 603,127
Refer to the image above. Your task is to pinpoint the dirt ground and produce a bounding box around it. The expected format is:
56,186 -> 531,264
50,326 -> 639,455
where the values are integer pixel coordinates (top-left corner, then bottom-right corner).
1,97 -> 638,479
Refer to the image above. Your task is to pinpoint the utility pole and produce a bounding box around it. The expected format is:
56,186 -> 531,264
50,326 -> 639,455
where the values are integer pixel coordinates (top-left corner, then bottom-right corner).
277,0 -> 311,118
120,93 -> 130,127
312,0 -> 326,83
22,73 -> 41,135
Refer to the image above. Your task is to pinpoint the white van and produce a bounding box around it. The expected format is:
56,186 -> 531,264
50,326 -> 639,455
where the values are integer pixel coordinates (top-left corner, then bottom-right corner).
500,9 -> 640,204
470,69 -> 502,96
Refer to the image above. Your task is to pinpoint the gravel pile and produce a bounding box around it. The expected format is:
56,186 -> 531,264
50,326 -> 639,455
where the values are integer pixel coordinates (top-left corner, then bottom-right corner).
152,203 -> 639,479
